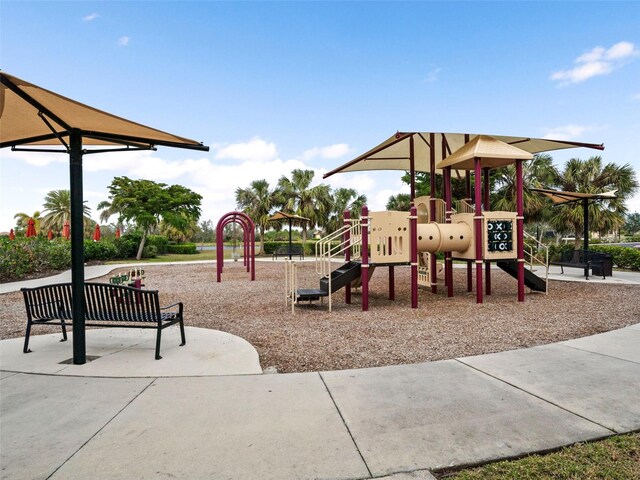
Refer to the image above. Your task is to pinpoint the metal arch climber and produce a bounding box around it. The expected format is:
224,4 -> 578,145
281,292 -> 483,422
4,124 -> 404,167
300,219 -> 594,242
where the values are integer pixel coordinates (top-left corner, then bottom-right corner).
216,211 -> 256,283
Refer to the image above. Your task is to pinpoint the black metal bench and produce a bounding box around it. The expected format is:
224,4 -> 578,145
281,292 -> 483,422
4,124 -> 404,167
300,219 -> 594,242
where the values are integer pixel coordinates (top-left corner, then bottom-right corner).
549,249 -> 612,280
272,244 -> 304,260
22,282 -> 185,360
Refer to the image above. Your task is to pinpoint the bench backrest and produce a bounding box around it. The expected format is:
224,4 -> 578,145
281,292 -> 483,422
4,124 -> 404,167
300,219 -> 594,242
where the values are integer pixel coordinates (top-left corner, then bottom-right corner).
22,282 -> 162,322
276,245 -> 302,253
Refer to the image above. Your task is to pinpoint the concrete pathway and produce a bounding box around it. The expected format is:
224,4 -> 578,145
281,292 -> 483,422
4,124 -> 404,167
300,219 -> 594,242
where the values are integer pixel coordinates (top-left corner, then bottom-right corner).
1,324 -> 638,480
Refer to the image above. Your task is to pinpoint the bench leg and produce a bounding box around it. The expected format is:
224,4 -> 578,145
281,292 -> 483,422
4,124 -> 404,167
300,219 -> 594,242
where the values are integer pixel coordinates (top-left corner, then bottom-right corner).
60,319 -> 68,342
179,319 -> 186,347
23,321 -> 33,353
155,328 -> 162,360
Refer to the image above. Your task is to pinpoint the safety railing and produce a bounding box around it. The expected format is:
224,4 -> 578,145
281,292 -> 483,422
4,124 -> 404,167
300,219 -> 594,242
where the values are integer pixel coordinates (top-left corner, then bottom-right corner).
315,219 -> 363,312
523,231 -> 549,294
284,259 -> 298,313
454,199 -> 475,214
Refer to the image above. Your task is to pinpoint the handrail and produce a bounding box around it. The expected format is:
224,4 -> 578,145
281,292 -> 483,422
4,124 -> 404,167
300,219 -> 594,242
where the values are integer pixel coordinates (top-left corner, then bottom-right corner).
454,199 -> 474,214
523,231 -> 549,294
284,259 -> 298,313
315,219 -> 363,312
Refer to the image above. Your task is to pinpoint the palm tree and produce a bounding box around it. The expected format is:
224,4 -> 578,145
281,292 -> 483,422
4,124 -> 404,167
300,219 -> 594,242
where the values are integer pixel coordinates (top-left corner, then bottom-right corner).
548,156 -> 638,247
322,188 -> 367,233
41,189 -> 92,233
235,179 -> 279,255
276,169 -> 331,243
14,211 -> 42,235
492,153 -> 556,223
386,193 -> 411,211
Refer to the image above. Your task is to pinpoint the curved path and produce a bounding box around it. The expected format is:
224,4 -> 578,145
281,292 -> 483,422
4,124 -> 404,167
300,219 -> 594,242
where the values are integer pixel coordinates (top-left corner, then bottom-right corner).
1,264 -> 639,479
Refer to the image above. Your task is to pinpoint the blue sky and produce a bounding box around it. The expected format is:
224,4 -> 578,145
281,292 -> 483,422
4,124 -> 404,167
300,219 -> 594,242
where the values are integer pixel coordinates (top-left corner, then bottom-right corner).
2,1 -> 639,232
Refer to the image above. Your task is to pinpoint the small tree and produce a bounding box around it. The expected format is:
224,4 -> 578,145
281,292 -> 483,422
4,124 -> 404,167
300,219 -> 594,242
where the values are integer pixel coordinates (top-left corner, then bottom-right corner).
386,194 -> 411,211
103,177 -> 202,259
41,189 -> 92,233
235,179 -> 279,255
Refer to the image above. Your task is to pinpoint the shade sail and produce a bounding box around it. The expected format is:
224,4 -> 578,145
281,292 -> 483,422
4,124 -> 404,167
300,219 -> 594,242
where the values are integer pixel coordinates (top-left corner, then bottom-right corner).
323,131 -> 604,178
436,135 -> 533,170
530,188 -> 617,205
268,211 -> 311,223
0,72 -> 208,151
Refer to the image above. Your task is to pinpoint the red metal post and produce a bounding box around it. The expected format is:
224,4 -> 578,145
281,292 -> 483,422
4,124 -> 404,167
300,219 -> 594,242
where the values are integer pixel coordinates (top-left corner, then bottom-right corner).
429,133 -> 437,294
361,205 -> 369,311
474,157 -> 483,304
344,210 -> 351,304
483,168 -> 491,296
444,166 -> 453,297
465,134 -> 473,292
410,205 -> 418,308
516,159 -> 525,301
388,237 -> 395,300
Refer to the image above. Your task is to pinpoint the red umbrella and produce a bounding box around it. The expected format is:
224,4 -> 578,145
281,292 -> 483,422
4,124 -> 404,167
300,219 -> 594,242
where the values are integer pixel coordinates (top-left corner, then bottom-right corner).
47,228 -> 54,240
25,218 -> 36,237
93,224 -> 101,241
9,229 -> 15,240
62,220 -> 70,240
115,227 -> 121,239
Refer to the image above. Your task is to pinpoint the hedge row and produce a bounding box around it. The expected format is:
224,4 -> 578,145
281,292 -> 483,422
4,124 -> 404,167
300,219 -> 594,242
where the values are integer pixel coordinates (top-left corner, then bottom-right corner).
590,245 -> 640,271
259,241 -> 319,256
167,243 -> 197,254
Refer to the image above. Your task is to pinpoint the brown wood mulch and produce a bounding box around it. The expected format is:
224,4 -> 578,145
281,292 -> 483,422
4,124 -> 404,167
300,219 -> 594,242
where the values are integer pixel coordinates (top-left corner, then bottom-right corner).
1,261 -> 637,373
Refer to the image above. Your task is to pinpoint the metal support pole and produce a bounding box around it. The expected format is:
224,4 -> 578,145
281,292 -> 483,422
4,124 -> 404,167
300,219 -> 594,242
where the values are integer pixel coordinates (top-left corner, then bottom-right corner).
409,134 -> 416,202
288,219 -> 293,261
429,133 -> 437,294
410,205 -> 418,308
344,210 -> 351,304
444,166 -> 453,297
516,160 -> 525,301
69,130 -> 86,364
465,134 -> 473,292
361,206 -> 369,311
484,167 -> 491,296
583,198 -> 589,279
474,157 -> 483,304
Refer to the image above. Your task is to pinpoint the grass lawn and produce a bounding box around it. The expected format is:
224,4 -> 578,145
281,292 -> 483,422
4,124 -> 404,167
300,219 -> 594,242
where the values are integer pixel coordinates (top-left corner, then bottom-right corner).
105,250 -> 245,264
439,433 -> 640,479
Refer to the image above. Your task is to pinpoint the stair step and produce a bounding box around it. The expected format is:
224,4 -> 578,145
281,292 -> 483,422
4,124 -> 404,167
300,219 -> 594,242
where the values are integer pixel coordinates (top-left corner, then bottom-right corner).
296,289 -> 328,301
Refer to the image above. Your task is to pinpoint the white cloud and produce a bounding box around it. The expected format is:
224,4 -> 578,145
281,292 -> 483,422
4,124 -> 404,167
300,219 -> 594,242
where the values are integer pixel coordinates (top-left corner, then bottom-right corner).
0,148 -> 67,167
633,93 -> 640,101
425,67 -> 441,83
83,13 -> 99,21
213,137 -> 278,162
550,41 -> 639,86
542,124 -> 596,141
301,143 -> 353,161
117,36 -> 131,47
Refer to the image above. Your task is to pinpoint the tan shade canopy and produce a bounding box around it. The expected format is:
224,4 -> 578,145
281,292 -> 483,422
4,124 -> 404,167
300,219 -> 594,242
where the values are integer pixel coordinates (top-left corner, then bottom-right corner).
0,72 -> 208,151
530,188 -> 617,205
436,135 -> 533,170
324,131 -> 604,178
268,211 -> 311,223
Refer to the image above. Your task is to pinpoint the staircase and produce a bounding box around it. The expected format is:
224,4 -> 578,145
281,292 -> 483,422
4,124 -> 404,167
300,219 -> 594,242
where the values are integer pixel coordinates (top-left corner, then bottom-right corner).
286,220 -> 363,312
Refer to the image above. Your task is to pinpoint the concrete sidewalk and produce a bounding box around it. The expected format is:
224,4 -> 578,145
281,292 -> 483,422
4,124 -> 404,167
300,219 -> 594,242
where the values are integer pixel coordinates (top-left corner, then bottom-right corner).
2,324 -> 639,479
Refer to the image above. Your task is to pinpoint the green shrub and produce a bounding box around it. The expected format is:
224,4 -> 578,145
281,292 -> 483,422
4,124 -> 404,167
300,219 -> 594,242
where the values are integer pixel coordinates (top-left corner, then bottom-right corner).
142,244 -> 158,258
591,245 -> 640,271
261,241 -> 322,256
0,237 -> 34,281
166,243 -> 197,254
84,239 -> 118,261
47,238 -> 72,270
146,235 -> 169,254
548,243 -> 575,262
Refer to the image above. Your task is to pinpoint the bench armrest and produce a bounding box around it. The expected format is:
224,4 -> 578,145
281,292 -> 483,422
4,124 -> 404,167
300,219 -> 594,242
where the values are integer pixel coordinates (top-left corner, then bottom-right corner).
160,302 -> 183,316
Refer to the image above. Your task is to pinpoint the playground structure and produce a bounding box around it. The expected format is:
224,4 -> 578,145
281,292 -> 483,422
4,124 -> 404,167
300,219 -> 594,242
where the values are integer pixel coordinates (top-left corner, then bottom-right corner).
286,133 -> 604,312
216,211 -> 256,283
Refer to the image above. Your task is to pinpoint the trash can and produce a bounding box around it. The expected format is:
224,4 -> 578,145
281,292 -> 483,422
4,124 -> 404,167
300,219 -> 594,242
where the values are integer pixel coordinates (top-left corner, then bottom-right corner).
592,255 -> 613,277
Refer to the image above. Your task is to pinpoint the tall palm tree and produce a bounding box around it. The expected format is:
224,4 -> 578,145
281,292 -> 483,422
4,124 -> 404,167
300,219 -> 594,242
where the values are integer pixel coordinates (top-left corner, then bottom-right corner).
41,189 -> 92,233
386,193 -> 411,211
235,179 -> 279,255
322,188 -> 367,233
492,153 -> 556,223
277,169 -> 331,242
14,211 -> 42,235
548,156 -> 638,246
